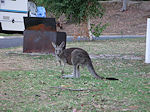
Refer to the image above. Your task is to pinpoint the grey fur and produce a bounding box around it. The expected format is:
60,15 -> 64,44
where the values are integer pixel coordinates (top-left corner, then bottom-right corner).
52,41 -> 118,80
52,41 -> 104,79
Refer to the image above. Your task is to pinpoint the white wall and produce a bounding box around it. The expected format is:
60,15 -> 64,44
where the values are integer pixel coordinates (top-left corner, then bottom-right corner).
1,0 -> 28,11
145,18 -> 150,63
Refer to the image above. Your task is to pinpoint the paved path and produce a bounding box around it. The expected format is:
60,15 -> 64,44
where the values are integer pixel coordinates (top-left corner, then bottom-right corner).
0,36 -> 23,49
0,35 -> 145,48
90,54 -> 143,60
67,35 -> 145,41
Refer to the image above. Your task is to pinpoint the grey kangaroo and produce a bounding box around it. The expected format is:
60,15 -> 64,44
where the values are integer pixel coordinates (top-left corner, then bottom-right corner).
52,41 -> 118,80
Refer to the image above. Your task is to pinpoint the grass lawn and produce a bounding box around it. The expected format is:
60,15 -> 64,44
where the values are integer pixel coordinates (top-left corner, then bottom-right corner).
0,38 -> 150,112
0,33 -> 22,37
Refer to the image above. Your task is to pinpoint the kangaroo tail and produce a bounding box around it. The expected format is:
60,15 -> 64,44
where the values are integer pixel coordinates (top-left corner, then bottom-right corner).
87,62 -> 119,81
105,77 -> 119,80
87,62 -> 105,79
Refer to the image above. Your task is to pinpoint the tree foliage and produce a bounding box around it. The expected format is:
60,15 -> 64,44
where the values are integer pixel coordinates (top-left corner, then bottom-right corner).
33,0 -> 104,24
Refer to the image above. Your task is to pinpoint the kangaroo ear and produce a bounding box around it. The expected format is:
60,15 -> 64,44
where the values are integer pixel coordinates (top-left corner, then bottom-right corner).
52,42 -> 56,48
59,41 -> 65,48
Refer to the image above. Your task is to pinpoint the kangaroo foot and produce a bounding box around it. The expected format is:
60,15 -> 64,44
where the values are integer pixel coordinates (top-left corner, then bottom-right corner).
61,71 -> 64,75
62,74 -> 75,78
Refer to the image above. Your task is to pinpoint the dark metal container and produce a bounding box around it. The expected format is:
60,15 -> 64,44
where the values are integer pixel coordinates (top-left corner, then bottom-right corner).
23,30 -> 66,53
23,17 -> 66,53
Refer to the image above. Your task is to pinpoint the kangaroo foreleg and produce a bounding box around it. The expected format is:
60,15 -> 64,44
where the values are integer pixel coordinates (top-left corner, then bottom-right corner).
61,62 -> 65,75
59,60 -> 61,66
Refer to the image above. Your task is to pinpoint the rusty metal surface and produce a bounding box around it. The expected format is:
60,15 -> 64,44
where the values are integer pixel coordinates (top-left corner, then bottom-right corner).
23,30 -> 66,53
24,17 -> 56,31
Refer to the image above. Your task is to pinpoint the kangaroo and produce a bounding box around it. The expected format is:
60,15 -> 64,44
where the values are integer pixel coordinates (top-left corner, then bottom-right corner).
52,41 -> 118,80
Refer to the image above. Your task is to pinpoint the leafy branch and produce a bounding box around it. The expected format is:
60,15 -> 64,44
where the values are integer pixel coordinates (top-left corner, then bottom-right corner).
90,23 -> 109,37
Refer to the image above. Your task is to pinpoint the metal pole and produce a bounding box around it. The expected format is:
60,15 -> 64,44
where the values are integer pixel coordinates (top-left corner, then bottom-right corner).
145,18 -> 150,63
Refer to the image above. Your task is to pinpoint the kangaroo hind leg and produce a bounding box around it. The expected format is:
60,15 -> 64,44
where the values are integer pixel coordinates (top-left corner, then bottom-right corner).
62,65 -> 76,78
75,65 -> 80,78
62,65 -> 80,78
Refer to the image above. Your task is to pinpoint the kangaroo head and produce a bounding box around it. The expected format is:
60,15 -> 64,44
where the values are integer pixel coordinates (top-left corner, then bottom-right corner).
52,41 -> 65,56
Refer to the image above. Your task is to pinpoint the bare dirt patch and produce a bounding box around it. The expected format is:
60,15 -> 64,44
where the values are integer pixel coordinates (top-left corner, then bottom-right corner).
57,1 -> 150,36
0,47 -> 56,71
0,38 -> 146,71
90,54 -> 144,60
0,47 -> 145,72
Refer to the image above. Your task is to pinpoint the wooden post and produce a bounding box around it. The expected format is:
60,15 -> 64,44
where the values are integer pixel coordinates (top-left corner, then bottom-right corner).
145,18 -> 150,63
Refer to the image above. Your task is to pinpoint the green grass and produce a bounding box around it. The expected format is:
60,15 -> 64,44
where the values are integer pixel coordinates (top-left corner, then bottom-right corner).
0,38 -> 150,111
67,38 -> 146,55
0,33 -> 22,36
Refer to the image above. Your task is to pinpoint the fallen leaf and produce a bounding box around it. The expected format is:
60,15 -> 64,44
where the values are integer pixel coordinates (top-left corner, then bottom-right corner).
72,109 -> 82,112
61,85 -> 72,88
122,106 -> 138,111
128,106 -> 139,110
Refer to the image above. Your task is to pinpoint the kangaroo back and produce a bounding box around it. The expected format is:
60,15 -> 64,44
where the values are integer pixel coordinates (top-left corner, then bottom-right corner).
62,48 -> 82,65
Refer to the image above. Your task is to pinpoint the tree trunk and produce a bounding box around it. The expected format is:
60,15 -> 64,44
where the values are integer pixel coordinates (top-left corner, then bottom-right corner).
73,19 -> 93,40
121,0 -> 128,12
87,19 -> 93,40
